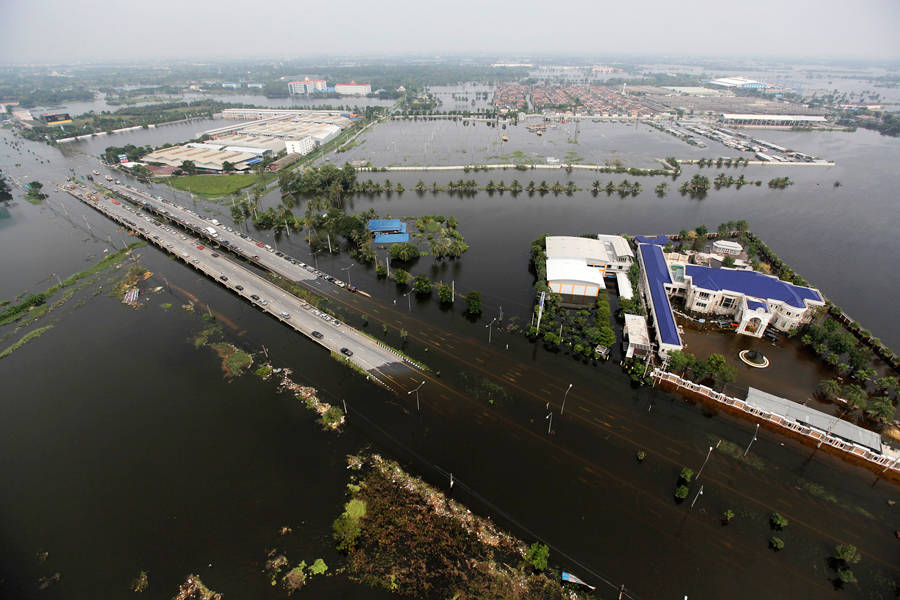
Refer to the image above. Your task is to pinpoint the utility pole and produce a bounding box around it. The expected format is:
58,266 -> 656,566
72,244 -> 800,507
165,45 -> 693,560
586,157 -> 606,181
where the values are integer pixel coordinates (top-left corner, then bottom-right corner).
342,263 -> 355,287
451,279 -> 454,301
546,410 -> 553,434
327,233 -> 332,253
51,273 -> 63,286
561,383 -> 573,415
743,423 -> 760,457
486,317 -> 496,343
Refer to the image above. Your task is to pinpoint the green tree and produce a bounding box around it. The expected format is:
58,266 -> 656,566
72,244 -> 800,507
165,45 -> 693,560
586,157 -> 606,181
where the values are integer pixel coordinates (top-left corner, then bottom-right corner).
864,396 -> 894,424
389,242 -> 420,262
437,282 -> 454,304
674,485 -> 690,500
679,467 -> 694,483
817,379 -> 842,401
463,290 -> 482,316
180,160 -> 196,174
412,273 -> 432,295
770,512 -> 788,530
769,536 -> 784,551
222,161 -> 235,172
525,543 -> 549,571
842,384 -> 868,412
375,263 -> 387,278
722,255 -> 736,268
392,268 -> 411,286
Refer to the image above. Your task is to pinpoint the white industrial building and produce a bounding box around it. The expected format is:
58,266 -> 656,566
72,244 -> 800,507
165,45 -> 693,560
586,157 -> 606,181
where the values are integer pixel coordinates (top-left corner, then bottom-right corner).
712,240 -> 742,256
721,114 -> 827,127
709,76 -> 767,89
143,145 -> 259,172
289,78 -> 327,95
335,82 -> 372,95
544,235 -> 634,306
285,137 -> 316,156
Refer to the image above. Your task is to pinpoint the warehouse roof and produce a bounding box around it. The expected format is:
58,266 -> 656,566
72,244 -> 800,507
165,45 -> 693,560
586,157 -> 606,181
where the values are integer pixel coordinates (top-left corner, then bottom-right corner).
374,233 -> 410,244
722,114 -> 827,122
684,265 -> 823,308
547,258 -> 606,286
368,219 -> 406,233
746,388 -> 882,453
546,235 -> 633,262
634,234 -> 670,246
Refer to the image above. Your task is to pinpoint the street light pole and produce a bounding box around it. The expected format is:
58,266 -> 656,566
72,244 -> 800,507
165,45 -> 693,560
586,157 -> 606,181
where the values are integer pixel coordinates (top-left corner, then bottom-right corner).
561,383 -> 573,415
690,485 -> 704,510
407,380 -> 426,411
546,410 -> 553,434
342,263 -> 355,287
696,441 -> 720,480
743,423 -> 760,457
485,317 -> 496,343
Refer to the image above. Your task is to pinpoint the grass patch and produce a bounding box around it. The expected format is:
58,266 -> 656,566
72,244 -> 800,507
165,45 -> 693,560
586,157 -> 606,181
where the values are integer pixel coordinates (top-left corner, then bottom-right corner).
0,325 -> 54,359
167,173 -> 259,197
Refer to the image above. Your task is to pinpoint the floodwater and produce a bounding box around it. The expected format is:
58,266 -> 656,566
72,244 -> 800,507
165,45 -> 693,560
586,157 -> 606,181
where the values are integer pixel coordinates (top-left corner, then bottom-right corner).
1,120 -> 899,599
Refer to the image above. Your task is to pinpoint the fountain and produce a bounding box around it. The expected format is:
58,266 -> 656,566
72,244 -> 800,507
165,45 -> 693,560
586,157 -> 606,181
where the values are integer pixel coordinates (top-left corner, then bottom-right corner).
739,349 -> 770,368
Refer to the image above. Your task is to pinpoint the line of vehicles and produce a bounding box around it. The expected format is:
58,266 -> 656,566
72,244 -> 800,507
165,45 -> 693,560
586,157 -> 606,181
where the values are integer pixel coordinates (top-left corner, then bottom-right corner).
114,186 -> 363,294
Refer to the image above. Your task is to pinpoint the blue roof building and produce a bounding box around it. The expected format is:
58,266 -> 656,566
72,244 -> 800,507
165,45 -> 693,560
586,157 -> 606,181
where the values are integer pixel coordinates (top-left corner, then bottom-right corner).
637,244 -> 683,354
680,264 -> 824,337
374,233 -> 410,244
634,235 -> 670,246
368,219 -> 406,233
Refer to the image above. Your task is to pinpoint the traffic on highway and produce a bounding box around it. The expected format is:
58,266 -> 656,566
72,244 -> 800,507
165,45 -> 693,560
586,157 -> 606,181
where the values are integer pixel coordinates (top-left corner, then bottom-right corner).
62,181 -> 420,388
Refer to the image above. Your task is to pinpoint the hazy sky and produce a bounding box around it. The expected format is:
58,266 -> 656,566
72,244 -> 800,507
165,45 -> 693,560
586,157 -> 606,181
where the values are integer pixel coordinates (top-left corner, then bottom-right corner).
2,0 -> 899,63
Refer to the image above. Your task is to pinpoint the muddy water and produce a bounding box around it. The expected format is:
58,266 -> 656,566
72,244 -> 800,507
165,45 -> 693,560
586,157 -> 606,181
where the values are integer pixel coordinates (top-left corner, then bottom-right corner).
1,120 -> 899,599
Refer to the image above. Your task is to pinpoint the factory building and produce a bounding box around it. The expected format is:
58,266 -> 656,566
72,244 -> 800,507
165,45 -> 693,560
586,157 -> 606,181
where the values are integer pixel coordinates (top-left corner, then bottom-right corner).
544,235 -> 634,306
721,114 -> 827,127
289,78 -> 327,95
709,76 -> 767,89
335,82 -> 372,95
285,137 -> 316,156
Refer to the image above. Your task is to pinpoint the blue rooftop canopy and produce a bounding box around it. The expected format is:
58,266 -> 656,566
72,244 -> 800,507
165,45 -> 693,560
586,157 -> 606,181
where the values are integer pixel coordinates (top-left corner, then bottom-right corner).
368,219 -> 406,233
638,244 -> 681,347
374,233 -> 410,244
746,300 -> 768,312
635,235 -> 670,246
685,265 -> 822,308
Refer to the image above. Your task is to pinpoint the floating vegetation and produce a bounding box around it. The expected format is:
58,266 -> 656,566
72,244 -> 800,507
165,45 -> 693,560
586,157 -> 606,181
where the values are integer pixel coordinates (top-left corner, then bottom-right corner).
173,574 -> 221,600
160,303 -> 173,310
460,372 -> 509,406
254,364 -> 274,380
37,572 -> 61,590
276,366 -> 345,430
0,325 -> 53,360
131,570 -> 149,592
209,342 -> 253,378
191,322 -> 222,349
0,242 -> 144,327
706,435 -> 765,470
336,454 -> 590,598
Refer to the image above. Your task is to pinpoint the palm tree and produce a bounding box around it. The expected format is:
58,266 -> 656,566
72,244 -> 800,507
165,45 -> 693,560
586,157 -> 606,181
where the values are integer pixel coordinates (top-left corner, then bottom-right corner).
817,379 -> 842,401
842,384 -> 868,413
864,397 -> 895,424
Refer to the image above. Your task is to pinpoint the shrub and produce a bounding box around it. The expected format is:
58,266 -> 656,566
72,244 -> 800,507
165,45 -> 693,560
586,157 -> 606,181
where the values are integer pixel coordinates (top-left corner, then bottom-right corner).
769,536 -> 784,551
463,290 -> 482,316
679,467 -> 694,483
674,485 -> 689,500
526,542 -> 549,571
636,450 -> 647,462
722,509 -> 735,523
770,512 -> 788,530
